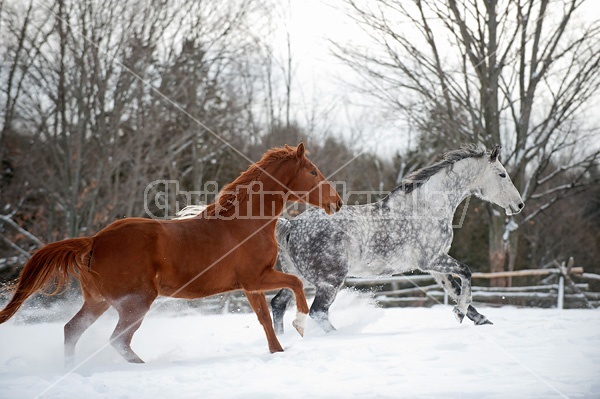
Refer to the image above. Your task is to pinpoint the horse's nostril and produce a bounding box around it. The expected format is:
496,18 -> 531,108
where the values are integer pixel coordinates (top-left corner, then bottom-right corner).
337,199 -> 343,210
518,203 -> 524,209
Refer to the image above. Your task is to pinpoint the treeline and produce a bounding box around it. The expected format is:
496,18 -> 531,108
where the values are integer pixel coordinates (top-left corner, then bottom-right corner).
1,0 -> 599,285
3,117 -> 599,282
0,0 -> 401,282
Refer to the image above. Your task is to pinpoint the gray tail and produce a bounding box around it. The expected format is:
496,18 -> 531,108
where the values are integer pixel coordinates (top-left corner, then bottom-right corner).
275,218 -> 304,277
275,217 -> 294,265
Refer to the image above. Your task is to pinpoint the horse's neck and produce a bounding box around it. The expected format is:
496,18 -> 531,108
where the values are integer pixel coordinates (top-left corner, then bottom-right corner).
391,158 -> 480,218
238,173 -> 288,219
248,192 -> 286,217
423,158 -> 479,213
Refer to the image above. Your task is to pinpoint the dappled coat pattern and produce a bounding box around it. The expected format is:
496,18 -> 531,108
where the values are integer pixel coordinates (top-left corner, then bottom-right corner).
272,146 -> 524,333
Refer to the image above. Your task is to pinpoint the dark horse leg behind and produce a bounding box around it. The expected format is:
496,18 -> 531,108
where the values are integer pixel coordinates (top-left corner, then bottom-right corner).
272,252 -> 346,334
272,280 -> 343,334
272,254 -> 492,334
272,283 -> 339,334
272,288 -> 294,334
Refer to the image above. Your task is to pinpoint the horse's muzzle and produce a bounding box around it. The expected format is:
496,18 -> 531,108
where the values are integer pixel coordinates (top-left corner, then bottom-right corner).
506,202 -> 524,215
326,199 -> 343,215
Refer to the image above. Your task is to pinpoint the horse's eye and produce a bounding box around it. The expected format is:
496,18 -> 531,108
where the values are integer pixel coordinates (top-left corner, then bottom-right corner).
499,173 -> 507,178
310,170 -> 318,176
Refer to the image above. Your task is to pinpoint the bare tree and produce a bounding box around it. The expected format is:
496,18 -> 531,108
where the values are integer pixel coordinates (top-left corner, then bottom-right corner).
0,0 -> 264,250
245,0 -> 305,137
333,0 -> 600,285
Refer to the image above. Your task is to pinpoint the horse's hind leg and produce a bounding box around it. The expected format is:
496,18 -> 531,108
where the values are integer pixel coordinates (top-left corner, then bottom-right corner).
310,283 -> 341,333
245,291 -> 284,353
110,293 -> 156,363
465,305 -> 492,325
64,296 -> 110,368
430,272 -> 492,325
424,255 -> 474,323
271,288 -> 294,335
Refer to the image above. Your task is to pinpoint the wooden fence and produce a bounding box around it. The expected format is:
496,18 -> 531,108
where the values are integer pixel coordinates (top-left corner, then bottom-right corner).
159,259 -> 599,314
3,257 -> 597,317
345,259 -> 599,310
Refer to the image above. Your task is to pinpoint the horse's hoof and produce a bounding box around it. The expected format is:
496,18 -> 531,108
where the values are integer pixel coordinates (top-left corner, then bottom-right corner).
269,343 -> 284,353
292,319 -> 305,337
316,319 -> 336,333
292,312 -> 307,337
474,317 -> 493,326
453,307 -> 465,323
323,324 -> 337,333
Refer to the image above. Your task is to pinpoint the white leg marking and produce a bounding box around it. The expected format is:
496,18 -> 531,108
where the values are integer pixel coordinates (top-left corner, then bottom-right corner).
292,312 -> 307,337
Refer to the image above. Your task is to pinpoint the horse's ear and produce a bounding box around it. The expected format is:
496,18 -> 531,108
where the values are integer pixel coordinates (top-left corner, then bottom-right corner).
284,144 -> 292,151
490,145 -> 501,162
296,142 -> 305,159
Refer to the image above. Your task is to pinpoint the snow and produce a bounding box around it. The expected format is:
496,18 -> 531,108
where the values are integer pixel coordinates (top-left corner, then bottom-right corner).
1,290 -> 599,399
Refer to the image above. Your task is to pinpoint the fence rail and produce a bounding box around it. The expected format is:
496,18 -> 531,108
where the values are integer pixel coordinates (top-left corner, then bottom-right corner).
344,260 -> 599,310
159,261 -> 598,314
471,267 -> 583,278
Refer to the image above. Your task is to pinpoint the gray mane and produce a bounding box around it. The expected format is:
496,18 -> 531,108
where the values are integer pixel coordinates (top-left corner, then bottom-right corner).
391,145 -> 487,196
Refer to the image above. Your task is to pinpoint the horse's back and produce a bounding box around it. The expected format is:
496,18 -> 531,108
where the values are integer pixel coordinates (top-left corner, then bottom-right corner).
88,217 -> 234,297
156,218 -> 279,298
284,203 -> 426,279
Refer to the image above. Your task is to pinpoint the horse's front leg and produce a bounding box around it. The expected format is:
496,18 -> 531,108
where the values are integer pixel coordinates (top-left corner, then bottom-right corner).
429,272 -> 492,325
309,282 -> 342,333
245,269 -> 309,337
424,255 -> 472,323
271,288 -> 294,335
245,291 -> 284,353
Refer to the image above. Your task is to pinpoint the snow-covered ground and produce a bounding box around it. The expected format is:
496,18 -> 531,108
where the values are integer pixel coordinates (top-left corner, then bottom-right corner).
0,290 -> 599,399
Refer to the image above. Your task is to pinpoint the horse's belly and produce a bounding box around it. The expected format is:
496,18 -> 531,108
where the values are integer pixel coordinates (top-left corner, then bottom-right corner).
158,265 -> 240,299
155,247 -> 242,298
347,253 -> 415,277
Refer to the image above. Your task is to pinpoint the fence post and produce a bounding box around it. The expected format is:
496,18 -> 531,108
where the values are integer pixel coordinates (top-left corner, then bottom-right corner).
558,272 -> 565,310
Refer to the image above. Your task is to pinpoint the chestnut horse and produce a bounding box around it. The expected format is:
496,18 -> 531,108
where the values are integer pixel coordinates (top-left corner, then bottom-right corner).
0,143 -> 343,365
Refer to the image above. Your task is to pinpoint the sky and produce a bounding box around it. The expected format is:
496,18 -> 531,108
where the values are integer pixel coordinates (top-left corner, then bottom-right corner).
277,0 -> 402,156
281,0 -> 600,157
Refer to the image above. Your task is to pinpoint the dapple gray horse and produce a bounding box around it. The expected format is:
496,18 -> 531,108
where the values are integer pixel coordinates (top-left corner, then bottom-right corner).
272,146 -> 524,333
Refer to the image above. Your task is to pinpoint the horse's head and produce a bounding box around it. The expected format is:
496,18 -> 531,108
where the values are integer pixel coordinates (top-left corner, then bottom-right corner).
474,146 -> 524,216
285,143 -> 343,215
